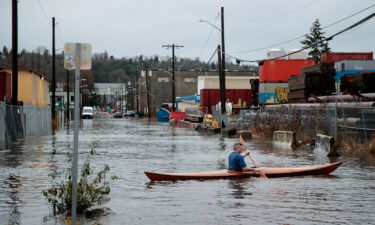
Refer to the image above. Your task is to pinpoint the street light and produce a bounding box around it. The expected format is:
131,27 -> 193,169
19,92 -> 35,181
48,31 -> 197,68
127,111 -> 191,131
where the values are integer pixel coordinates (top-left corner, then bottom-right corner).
199,19 -> 221,32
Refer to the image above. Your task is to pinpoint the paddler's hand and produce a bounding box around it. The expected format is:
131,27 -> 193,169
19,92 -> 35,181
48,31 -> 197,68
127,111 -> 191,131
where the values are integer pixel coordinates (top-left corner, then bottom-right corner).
243,151 -> 250,157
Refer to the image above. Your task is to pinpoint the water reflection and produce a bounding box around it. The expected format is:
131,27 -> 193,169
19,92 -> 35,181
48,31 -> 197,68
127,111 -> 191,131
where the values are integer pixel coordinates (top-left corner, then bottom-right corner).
218,136 -> 226,151
0,143 -> 23,168
6,174 -> 21,225
227,179 -> 251,200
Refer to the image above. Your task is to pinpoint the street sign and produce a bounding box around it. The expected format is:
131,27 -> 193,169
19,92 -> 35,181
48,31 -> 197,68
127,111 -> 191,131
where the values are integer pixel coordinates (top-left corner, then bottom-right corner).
64,43 -> 92,70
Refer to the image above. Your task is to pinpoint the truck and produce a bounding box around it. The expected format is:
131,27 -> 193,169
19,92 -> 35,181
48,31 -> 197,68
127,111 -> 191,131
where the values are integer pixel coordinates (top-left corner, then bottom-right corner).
82,106 -> 94,119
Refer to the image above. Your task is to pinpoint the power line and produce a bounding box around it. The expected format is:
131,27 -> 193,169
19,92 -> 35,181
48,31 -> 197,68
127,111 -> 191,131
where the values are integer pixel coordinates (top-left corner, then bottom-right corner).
56,23 -> 65,47
229,3 -> 375,54
228,0 -> 321,22
162,44 -> 184,111
35,0 -> 65,48
322,3 -> 375,29
198,13 -> 220,59
35,0 -> 51,22
224,12 -> 375,63
206,48 -> 218,65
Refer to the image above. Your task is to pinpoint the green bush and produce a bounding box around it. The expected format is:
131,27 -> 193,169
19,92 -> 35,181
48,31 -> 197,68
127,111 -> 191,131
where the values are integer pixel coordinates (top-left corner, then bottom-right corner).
43,149 -> 117,215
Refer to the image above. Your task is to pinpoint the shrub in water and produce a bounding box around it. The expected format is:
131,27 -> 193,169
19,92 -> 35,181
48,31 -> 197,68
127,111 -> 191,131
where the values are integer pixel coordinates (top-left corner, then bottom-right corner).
43,149 -> 117,215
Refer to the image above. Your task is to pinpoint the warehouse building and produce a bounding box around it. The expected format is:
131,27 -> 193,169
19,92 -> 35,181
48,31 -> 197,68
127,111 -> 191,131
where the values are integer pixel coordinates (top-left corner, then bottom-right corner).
137,70 -> 257,115
0,68 -> 49,107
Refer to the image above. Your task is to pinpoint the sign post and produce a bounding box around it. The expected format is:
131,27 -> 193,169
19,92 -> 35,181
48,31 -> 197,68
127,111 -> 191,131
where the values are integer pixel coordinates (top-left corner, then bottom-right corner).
64,43 -> 91,225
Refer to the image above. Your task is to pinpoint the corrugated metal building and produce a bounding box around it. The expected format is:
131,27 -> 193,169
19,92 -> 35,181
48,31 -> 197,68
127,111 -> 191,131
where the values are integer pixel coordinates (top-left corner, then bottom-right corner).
0,68 -> 49,107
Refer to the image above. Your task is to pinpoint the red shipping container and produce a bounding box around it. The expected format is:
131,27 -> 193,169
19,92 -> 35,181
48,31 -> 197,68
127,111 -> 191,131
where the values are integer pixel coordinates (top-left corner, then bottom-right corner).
0,71 -> 12,102
170,112 -> 185,120
200,89 -> 252,114
259,59 -> 315,82
321,52 -> 373,63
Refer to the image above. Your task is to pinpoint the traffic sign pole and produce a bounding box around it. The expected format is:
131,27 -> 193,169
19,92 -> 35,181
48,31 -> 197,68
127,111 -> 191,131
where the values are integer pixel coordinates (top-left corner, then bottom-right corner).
71,43 -> 81,225
64,42 -> 91,224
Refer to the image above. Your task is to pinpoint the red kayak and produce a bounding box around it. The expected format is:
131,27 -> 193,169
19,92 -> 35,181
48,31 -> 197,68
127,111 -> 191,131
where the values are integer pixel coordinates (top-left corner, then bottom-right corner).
144,162 -> 342,181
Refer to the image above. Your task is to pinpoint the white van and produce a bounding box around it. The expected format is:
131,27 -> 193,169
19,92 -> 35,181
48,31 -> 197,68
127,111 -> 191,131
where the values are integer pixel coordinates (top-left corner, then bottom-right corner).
82,106 -> 94,119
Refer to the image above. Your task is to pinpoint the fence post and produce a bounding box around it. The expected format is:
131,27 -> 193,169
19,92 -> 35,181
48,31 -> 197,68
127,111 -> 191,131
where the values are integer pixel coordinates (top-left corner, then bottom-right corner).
361,107 -> 368,145
334,99 -> 338,142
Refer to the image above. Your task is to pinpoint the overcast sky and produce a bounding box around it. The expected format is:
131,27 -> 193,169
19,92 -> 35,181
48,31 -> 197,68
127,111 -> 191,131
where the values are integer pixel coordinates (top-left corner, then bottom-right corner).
1,0 -> 374,64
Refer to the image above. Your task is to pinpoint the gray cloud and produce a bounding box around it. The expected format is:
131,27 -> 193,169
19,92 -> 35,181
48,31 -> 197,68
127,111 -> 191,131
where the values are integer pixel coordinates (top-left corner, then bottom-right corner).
1,0 -> 374,64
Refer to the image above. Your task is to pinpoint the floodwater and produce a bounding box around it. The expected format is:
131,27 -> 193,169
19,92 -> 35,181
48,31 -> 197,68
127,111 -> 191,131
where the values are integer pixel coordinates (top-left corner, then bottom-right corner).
0,117 -> 375,225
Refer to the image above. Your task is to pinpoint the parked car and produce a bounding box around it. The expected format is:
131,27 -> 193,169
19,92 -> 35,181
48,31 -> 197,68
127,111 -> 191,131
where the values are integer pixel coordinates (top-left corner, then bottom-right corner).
82,106 -> 94,119
113,111 -> 125,118
126,111 -> 136,117
136,110 -> 145,117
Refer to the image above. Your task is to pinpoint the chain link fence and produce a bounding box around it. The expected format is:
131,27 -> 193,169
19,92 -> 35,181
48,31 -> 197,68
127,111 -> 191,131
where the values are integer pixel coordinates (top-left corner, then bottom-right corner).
0,102 -> 51,148
337,105 -> 375,148
23,105 -> 52,136
236,102 -> 375,150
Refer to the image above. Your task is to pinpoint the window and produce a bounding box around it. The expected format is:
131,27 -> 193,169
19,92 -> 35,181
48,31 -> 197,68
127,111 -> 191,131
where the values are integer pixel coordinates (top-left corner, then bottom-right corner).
158,77 -> 169,82
184,78 -> 196,83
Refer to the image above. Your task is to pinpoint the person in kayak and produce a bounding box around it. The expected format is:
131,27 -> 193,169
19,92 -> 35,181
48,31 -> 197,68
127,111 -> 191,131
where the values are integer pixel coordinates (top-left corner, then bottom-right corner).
228,143 -> 256,172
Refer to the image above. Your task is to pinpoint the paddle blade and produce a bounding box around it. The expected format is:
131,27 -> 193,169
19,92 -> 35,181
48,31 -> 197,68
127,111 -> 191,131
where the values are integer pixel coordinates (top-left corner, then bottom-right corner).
239,135 -> 246,152
259,170 -> 268,179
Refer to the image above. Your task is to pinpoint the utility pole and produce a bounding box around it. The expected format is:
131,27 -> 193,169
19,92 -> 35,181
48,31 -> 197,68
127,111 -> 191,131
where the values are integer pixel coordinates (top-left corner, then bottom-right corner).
162,44 -> 183,111
11,0 -> 18,105
132,74 -> 138,112
220,7 -> 226,110
136,70 -> 139,112
217,45 -> 225,115
115,90 -> 118,109
121,84 -> 123,111
66,70 -> 70,121
218,45 -> 226,128
145,67 -> 151,121
52,17 -> 56,118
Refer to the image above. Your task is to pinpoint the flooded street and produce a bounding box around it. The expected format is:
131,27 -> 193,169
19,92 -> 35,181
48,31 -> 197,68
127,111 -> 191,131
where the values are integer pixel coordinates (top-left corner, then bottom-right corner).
1,117 -> 375,225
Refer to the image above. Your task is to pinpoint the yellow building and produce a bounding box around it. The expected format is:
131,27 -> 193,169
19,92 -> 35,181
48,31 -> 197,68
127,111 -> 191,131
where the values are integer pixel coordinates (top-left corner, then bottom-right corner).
0,69 -> 49,107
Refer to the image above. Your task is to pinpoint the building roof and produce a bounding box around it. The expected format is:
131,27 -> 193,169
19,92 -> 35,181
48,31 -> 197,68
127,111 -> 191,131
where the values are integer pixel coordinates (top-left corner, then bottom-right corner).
94,83 -> 125,95
0,68 -> 49,81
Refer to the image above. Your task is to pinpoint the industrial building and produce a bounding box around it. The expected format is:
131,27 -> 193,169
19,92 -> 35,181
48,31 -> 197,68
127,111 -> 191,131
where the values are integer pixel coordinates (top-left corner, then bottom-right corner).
137,70 -> 257,115
0,68 -> 49,107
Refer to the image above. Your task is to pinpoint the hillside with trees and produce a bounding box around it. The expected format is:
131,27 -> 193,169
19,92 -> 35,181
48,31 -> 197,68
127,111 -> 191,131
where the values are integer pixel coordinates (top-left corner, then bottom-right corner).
0,46 -> 256,85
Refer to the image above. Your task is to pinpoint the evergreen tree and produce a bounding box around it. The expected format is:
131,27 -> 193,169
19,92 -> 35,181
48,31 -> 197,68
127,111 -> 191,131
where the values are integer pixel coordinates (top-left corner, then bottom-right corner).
300,19 -> 330,62
2,46 -> 9,55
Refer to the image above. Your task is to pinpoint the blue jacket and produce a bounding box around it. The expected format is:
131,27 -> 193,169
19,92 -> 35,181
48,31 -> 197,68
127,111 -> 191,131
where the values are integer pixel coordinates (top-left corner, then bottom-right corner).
228,152 -> 247,171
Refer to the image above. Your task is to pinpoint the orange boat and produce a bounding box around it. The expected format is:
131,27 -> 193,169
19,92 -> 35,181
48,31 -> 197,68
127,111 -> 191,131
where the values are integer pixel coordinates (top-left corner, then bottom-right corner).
144,162 -> 342,181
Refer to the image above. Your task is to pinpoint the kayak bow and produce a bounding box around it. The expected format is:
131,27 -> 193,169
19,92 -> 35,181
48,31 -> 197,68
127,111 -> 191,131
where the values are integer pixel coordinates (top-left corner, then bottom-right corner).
144,162 -> 342,181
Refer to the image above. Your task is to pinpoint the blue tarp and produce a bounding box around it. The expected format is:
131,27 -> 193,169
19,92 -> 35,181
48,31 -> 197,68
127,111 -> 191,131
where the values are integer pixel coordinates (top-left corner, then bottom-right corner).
157,108 -> 170,122
176,94 -> 200,103
335,70 -> 375,82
